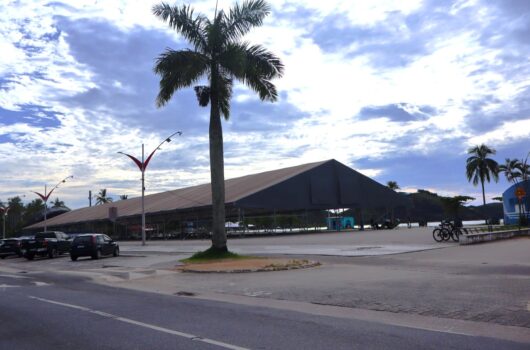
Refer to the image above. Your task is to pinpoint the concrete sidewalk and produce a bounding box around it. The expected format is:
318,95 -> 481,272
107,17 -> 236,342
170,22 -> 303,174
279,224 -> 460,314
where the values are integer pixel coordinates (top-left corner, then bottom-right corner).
120,227 -> 454,257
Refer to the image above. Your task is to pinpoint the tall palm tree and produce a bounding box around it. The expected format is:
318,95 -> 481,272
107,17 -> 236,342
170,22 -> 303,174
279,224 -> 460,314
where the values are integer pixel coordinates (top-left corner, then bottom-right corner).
498,158 -> 522,184
153,0 -> 284,252
465,144 -> 499,215
95,189 -> 113,205
387,181 -> 400,191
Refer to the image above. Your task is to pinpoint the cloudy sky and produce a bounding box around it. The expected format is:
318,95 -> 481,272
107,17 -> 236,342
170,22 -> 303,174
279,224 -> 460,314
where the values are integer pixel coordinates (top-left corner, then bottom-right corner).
1,0 -> 529,209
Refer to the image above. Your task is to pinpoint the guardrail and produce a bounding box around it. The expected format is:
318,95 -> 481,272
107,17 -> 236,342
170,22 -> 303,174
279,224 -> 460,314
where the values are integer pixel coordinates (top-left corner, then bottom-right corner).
459,227 -> 530,245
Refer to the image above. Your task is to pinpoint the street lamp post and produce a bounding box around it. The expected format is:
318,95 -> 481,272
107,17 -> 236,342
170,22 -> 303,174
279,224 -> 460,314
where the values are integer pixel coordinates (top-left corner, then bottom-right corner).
119,131 -> 181,246
32,176 -> 74,232
0,206 -> 10,239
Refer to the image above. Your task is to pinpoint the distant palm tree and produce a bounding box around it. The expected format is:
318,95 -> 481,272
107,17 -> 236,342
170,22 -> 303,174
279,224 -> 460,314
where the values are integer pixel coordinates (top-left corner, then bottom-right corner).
95,189 -> 113,205
498,158 -> 522,184
119,194 -> 128,200
516,154 -> 529,182
465,144 -> 499,221
153,0 -> 284,252
51,198 -> 65,208
387,181 -> 400,191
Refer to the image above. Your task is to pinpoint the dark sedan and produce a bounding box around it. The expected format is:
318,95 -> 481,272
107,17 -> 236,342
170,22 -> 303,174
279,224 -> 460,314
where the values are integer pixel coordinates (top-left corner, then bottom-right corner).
70,234 -> 119,261
0,238 -> 23,259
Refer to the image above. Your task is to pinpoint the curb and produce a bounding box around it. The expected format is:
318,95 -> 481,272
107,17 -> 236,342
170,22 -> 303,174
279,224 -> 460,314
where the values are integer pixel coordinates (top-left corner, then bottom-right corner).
179,261 -> 321,273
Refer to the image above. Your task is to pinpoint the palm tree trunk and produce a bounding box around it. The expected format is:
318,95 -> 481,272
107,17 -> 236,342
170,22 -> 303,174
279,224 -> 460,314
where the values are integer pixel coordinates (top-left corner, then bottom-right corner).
209,88 -> 227,252
481,180 -> 487,224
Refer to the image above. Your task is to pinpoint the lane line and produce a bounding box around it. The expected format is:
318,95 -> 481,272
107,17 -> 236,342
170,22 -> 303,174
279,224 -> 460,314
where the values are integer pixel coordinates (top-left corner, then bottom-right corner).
28,296 -> 249,350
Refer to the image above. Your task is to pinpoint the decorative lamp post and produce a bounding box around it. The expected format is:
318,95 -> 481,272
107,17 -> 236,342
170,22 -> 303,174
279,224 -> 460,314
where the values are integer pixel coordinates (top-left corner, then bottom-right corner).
118,131 -> 182,246
32,175 -> 74,232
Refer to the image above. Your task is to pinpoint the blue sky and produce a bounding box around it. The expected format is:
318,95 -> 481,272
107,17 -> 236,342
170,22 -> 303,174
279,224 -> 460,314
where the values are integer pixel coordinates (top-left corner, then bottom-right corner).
1,0 -> 529,209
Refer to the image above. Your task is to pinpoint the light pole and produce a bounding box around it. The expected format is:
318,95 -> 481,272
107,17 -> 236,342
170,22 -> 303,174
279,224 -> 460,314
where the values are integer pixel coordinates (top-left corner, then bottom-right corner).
119,131 -> 182,246
32,175 -> 74,232
0,206 -> 9,239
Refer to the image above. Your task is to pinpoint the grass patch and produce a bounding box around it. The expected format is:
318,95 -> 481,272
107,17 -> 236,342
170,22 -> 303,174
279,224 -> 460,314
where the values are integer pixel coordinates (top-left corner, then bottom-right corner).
181,246 -> 253,263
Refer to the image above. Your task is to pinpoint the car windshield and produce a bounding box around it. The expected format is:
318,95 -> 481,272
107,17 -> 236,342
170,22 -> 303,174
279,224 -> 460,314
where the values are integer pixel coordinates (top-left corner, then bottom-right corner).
36,232 -> 56,239
74,236 -> 93,243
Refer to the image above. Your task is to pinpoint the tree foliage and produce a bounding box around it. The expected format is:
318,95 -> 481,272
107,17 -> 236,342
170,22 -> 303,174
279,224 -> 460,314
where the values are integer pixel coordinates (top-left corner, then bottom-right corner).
466,144 -> 499,207
95,189 -> 113,205
387,181 -> 400,191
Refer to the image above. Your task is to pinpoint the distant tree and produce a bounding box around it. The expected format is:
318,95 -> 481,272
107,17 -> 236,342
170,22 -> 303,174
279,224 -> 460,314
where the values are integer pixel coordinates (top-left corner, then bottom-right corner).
491,196 -> 503,202
95,189 -> 113,205
153,0 -> 284,253
498,158 -> 522,184
51,198 -> 65,208
387,181 -> 400,191
119,194 -> 128,200
516,154 -> 529,182
5,196 -> 25,235
23,198 -> 44,226
440,195 -> 475,223
466,144 -> 499,211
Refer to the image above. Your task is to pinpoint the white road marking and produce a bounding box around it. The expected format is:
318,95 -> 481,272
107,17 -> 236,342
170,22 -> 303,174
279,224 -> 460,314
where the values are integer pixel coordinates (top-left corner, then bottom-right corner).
33,282 -> 51,287
0,274 -> 30,279
28,296 -> 249,350
0,284 -> 19,288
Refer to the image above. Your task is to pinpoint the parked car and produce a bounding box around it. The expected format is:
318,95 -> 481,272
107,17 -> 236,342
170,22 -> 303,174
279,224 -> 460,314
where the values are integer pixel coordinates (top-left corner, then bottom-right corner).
17,236 -> 34,257
0,238 -> 23,259
70,234 -> 119,261
22,231 -> 71,260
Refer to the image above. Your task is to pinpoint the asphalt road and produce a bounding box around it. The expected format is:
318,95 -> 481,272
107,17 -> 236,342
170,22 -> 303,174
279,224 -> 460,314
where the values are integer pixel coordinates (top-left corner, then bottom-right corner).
0,272 -> 527,350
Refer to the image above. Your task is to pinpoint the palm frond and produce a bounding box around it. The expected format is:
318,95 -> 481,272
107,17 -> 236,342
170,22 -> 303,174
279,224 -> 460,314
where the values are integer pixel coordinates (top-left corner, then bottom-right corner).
220,42 -> 283,101
224,0 -> 270,41
153,3 -> 208,51
154,49 -> 209,107
221,42 -> 283,78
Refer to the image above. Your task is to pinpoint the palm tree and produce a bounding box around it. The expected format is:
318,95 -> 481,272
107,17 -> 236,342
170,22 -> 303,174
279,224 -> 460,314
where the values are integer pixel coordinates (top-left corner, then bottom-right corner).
119,194 -> 128,200
516,153 -> 529,182
95,189 -> 113,205
465,144 -> 499,223
498,158 -> 522,184
153,0 -> 284,252
51,198 -> 65,208
387,181 -> 400,191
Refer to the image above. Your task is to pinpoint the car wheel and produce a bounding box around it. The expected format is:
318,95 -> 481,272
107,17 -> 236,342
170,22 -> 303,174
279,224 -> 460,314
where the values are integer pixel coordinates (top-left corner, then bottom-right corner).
26,254 -> 34,260
113,247 -> 119,257
48,248 -> 58,259
70,255 -> 78,261
1,256 -> 5,259
92,249 -> 101,260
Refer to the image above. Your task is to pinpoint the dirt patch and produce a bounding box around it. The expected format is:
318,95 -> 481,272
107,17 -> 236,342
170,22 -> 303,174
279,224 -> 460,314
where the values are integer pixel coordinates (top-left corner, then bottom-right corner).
177,258 -> 320,273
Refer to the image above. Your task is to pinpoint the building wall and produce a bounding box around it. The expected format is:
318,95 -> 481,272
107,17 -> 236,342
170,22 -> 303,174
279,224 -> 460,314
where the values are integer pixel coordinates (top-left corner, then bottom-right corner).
502,179 -> 530,225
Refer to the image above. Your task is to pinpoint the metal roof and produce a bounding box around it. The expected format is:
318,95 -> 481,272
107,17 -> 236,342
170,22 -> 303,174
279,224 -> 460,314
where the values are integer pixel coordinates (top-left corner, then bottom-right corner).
26,160 -> 328,229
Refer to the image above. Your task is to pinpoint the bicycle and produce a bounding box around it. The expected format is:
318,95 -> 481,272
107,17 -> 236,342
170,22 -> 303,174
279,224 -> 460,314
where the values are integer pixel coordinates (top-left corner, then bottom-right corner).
432,226 -> 450,242
440,220 -> 461,242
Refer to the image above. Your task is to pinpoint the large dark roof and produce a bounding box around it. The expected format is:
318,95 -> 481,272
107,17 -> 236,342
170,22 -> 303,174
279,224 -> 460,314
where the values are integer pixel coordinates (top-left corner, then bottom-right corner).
26,159 -> 408,229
